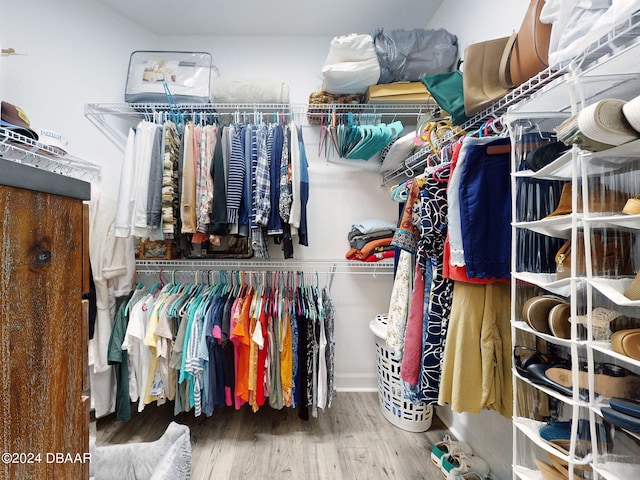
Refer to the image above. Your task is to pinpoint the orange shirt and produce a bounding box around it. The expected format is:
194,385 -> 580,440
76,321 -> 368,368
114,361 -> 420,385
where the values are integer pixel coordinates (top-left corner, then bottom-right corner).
231,290 -> 253,404
280,300 -> 293,407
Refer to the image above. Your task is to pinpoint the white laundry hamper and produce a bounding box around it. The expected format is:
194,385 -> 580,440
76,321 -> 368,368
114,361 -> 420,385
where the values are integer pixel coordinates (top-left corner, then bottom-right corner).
369,313 -> 433,432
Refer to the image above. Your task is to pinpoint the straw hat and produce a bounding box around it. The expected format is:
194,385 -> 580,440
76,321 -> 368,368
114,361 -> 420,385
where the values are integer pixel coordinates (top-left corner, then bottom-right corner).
623,94 -> 640,132
577,98 -> 639,147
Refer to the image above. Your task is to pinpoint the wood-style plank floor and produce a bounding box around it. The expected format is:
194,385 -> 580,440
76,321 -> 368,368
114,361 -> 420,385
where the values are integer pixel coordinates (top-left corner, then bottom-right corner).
92,392 -> 448,480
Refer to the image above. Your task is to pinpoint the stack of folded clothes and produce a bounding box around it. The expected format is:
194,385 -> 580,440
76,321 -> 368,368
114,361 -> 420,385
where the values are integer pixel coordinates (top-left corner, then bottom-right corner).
345,219 -> 396,262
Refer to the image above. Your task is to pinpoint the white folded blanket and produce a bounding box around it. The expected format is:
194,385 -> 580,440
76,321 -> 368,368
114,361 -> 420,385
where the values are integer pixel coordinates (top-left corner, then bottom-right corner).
211,77 -> 290,103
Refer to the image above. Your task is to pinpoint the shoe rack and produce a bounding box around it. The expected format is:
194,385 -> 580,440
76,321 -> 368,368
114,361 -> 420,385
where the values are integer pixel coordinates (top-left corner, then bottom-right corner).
506,15 -> 640,480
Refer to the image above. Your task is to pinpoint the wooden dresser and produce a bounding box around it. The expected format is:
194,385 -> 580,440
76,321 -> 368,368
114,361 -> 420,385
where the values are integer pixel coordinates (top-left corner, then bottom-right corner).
0,159 -> 91,480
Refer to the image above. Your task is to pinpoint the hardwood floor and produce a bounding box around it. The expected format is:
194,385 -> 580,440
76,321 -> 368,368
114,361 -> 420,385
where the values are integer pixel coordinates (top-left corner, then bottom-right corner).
93,392 -> 449,480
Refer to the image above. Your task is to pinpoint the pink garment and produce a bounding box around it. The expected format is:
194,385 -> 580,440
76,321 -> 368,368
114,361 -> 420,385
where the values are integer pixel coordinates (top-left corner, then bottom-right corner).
400,265 -> 425,386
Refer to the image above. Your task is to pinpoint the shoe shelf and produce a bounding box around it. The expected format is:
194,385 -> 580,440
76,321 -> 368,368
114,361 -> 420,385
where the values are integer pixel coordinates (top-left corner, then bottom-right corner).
590,342 -> 640,370
591,406 -> 640,480
513,417 -> 592,467
593,462 -> 640,480
583,213 -> 640,231
514,371 -> 588,407
512,465 -> 543,480
590,278 -> 640,307
508,11 -> 640,479
512,149 -> 575,181
512,320 -> 585,350
512,216 -> 576,239
512,272 -> 581,298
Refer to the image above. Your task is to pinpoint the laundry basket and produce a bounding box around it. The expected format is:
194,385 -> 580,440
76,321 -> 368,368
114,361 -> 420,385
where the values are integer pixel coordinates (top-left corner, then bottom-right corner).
369,313 -> 433,432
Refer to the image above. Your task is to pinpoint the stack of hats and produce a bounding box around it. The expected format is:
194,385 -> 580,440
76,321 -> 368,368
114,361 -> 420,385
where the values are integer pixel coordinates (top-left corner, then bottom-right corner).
0,101 -> 38,140
556,97 -> 640,152
345,219 -> 396,262
0,100 -> 71,155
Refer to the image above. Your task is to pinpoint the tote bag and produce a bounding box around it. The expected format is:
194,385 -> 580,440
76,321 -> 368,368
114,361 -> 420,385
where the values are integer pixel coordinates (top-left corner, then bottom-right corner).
422,70 -> 470,127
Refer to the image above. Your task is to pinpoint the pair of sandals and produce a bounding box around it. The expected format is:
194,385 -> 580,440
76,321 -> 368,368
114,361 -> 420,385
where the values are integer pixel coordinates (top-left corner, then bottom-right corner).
514,345 -> 640,399
513,345 -> 577,398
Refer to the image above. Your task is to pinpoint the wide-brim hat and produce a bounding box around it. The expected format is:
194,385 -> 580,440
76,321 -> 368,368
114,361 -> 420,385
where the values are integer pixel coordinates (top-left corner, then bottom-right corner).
0,101 -> 38,140
577,98 -> 639,147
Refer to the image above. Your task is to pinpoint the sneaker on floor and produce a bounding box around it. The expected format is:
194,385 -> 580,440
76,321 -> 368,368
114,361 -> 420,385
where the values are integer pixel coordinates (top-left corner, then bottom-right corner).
448,472 -> 491,480
430,434 -> 473,469
441,452 -> 490,479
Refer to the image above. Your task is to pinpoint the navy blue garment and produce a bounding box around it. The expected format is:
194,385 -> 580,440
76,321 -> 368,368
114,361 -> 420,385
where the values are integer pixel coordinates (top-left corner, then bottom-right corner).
295,289 -> 309,420
417,170 -> 454,404
204,294 -> 226,416
268,124 -> 284,235
297,127 -> 309,246
458,137 -> 511,279
220,292 -> 235,406
238,125 -> 252,236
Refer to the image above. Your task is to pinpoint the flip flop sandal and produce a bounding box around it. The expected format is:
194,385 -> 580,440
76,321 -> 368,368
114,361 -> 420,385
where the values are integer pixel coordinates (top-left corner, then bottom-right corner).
431,434 -> 473,469
602,406 -> 640,433
609,397 -> 640,418
546,361 -> 640,398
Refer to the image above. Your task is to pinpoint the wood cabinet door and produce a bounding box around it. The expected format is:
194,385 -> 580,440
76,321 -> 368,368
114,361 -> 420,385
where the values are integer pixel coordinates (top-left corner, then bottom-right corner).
0,185 -> 87,480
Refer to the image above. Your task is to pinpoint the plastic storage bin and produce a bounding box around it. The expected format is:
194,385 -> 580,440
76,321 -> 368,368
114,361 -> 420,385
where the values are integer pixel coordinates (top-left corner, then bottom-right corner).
369,313 -> 433,432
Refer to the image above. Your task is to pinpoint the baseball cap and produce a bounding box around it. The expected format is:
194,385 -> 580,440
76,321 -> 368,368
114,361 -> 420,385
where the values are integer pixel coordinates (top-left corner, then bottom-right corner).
0,101 -> 38,140
35,128 -> 69,155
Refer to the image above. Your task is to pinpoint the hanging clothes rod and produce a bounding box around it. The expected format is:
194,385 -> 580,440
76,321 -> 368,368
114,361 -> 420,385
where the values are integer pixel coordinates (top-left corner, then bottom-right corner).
85,102 -> 440,120
135,259 -> 394,275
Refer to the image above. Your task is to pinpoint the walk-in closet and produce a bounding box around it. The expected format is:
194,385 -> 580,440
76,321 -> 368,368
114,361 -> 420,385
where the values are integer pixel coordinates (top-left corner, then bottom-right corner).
2,1 -> 640,479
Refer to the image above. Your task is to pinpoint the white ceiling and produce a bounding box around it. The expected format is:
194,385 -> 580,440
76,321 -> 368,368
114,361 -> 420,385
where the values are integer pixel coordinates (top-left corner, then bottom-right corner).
95,0 -> 444,36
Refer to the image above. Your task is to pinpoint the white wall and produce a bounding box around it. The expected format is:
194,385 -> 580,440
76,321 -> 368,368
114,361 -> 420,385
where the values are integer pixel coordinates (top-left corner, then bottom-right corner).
0,0 -> 159,193
430,1 -> 530,58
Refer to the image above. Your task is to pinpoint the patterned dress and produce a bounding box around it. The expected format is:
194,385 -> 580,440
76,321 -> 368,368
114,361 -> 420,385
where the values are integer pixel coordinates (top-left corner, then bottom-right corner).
416,165 -> 454,404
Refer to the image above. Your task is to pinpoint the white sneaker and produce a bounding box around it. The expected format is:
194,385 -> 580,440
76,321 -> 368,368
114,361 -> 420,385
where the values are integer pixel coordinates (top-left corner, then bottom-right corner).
430,434 -> 473,469
442,452 -> 490,479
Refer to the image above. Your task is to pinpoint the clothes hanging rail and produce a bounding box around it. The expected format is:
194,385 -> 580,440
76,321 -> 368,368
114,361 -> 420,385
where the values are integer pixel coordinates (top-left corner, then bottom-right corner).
85,102 -> 441,123
0,127 -> 101,182
135,258 -> 394,275
85,101 -> 443,151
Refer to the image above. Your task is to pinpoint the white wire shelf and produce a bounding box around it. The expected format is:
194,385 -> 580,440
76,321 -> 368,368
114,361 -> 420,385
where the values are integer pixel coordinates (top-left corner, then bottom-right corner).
85,101 -> 440,152
135,258 -> 395,274
0,128 -> 101,182
381,10 -> 640,186
85,101 -> 439,119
